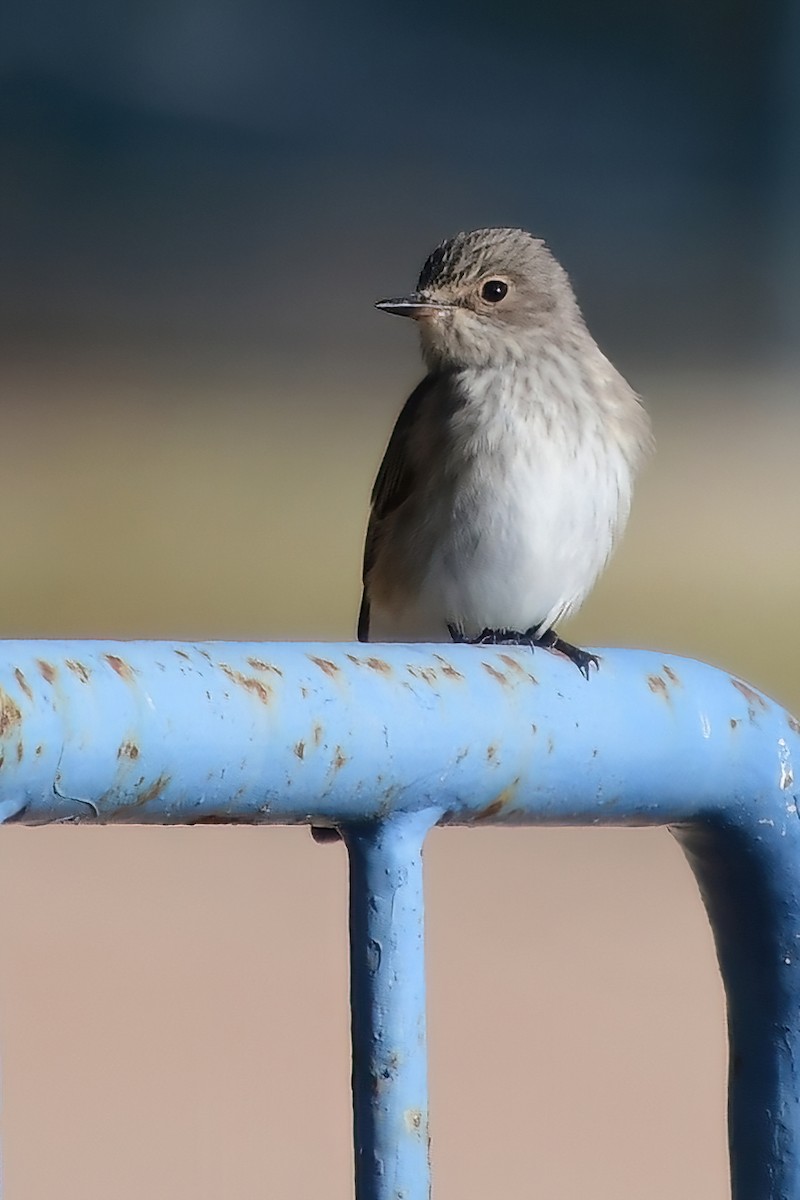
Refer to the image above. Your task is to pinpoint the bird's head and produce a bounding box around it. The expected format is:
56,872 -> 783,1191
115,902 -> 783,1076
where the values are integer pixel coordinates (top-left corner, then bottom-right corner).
376,227 -> 583,371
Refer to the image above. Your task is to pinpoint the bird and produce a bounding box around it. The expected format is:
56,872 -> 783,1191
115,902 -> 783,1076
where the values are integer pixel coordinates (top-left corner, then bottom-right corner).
357,227 -> 653,678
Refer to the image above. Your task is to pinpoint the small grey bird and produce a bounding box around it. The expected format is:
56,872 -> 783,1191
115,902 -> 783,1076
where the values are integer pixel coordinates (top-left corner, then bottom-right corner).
357,227 -> 653,677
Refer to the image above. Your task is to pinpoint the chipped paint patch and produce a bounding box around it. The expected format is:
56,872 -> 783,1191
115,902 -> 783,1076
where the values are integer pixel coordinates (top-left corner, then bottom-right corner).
13,669 -> 33,700
247,657 -> 284,676
308,656 -> 340,678
37,660 -> 57,684
105,654 -> 136,683
432,655 -> 464,680
699,712 -> 712,739
406,665 -> 438,686
332,746 -> 347,771
0,690 -> 22,737
778,738 -> 795,792
476,779 -> 519,820
118,740 -> 140,761
65,660 -> 91,683
647,674 -> 668,698
219,664 -> 272,705
731,678 -> 769,723
404,1108 -> 426,1136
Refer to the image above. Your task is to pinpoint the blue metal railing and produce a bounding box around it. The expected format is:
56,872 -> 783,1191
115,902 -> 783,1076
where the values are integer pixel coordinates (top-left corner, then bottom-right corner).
0,640 -> 797,1199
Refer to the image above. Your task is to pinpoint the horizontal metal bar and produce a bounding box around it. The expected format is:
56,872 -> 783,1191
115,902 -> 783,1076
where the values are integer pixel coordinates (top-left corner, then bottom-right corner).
0,641 -> 794,830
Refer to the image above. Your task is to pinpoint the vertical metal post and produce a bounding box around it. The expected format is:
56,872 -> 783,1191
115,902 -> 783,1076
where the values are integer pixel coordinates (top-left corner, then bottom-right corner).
345,810 -> 440,1200
677,819 -> 800,1200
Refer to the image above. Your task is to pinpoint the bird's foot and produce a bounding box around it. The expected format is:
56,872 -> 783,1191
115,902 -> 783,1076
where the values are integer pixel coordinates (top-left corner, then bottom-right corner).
448,624 -> 536,647
447,623 -> 599,680
534,629 -> 600,680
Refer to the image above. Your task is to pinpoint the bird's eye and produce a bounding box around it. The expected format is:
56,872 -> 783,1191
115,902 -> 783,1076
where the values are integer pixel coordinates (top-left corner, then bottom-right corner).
480,279 -> 508,303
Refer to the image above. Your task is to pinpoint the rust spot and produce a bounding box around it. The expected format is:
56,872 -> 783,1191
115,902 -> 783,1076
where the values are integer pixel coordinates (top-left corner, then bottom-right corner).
730,718 -> 740,730
312,723 -> 323,748
482,662 -> 508,686
407,665 -> 438,686
134,773 -> 171,807
35,744 -> 43,756
404,1108 -> 425,1136
332,746 -> 347,771
220,664 -> 272,705
247,657 -> 283,676
432,655 -> 464,680
174,649 -> 191,661
309,655 -> 340,678
105,654 -> 136,683
37,660 -> 57,685
663,664 -> 681,685
14,669 -> 33,700
498,654 -> 537,684
731,678 -> 769,722
0,690 -> 22,737
16,742 -> 23,762
486,744 -> 498,762
198,649 -> 212,661
346,654 -> 393,674
531,723 -> 537,735
0,755 -> 4,769
789,714 -> 800,735
731,678 -> 768,709
300,686 -> 309,699
476,780 -> 518,820
294,740 -> 306,760
647,674 -> 668,697
118,740 -> 140,761
65,660 -> 91,683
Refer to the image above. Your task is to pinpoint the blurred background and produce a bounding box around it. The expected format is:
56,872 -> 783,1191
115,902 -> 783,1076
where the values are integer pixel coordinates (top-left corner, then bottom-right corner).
1,1 -> 798,1196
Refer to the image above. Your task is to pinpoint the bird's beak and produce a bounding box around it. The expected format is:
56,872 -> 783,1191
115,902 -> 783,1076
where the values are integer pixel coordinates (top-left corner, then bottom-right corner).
375,294 -> 452,319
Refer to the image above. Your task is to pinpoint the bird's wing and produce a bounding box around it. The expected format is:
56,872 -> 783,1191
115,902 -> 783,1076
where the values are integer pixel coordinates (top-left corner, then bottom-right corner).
358,375 -> 436,642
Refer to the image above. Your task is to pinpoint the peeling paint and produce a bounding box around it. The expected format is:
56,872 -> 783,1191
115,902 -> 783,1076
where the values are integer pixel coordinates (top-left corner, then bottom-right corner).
105,654 -> 136,683
0,690 -> 22,737
647,674 -> 669,698
309,656 -> 340,678
14,669 -> 33,700
481,662 -> 508,686
37,660 -> 57,685
65,660 -> 91,683
219,664 -> 272,705
732,678 -> 769,724
778,738 -> 795,792
432,655 -> 464,680
247,658 -> 284,676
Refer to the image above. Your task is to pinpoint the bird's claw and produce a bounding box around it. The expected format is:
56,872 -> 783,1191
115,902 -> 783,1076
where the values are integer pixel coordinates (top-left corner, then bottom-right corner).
448,623 -> 599,680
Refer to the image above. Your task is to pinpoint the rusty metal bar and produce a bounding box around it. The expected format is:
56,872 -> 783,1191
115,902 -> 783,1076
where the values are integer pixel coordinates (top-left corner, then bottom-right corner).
0,640 -> 798,1199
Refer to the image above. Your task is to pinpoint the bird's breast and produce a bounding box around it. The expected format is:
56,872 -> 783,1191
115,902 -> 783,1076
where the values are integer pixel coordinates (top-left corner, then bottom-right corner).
418,366 -> 634,634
